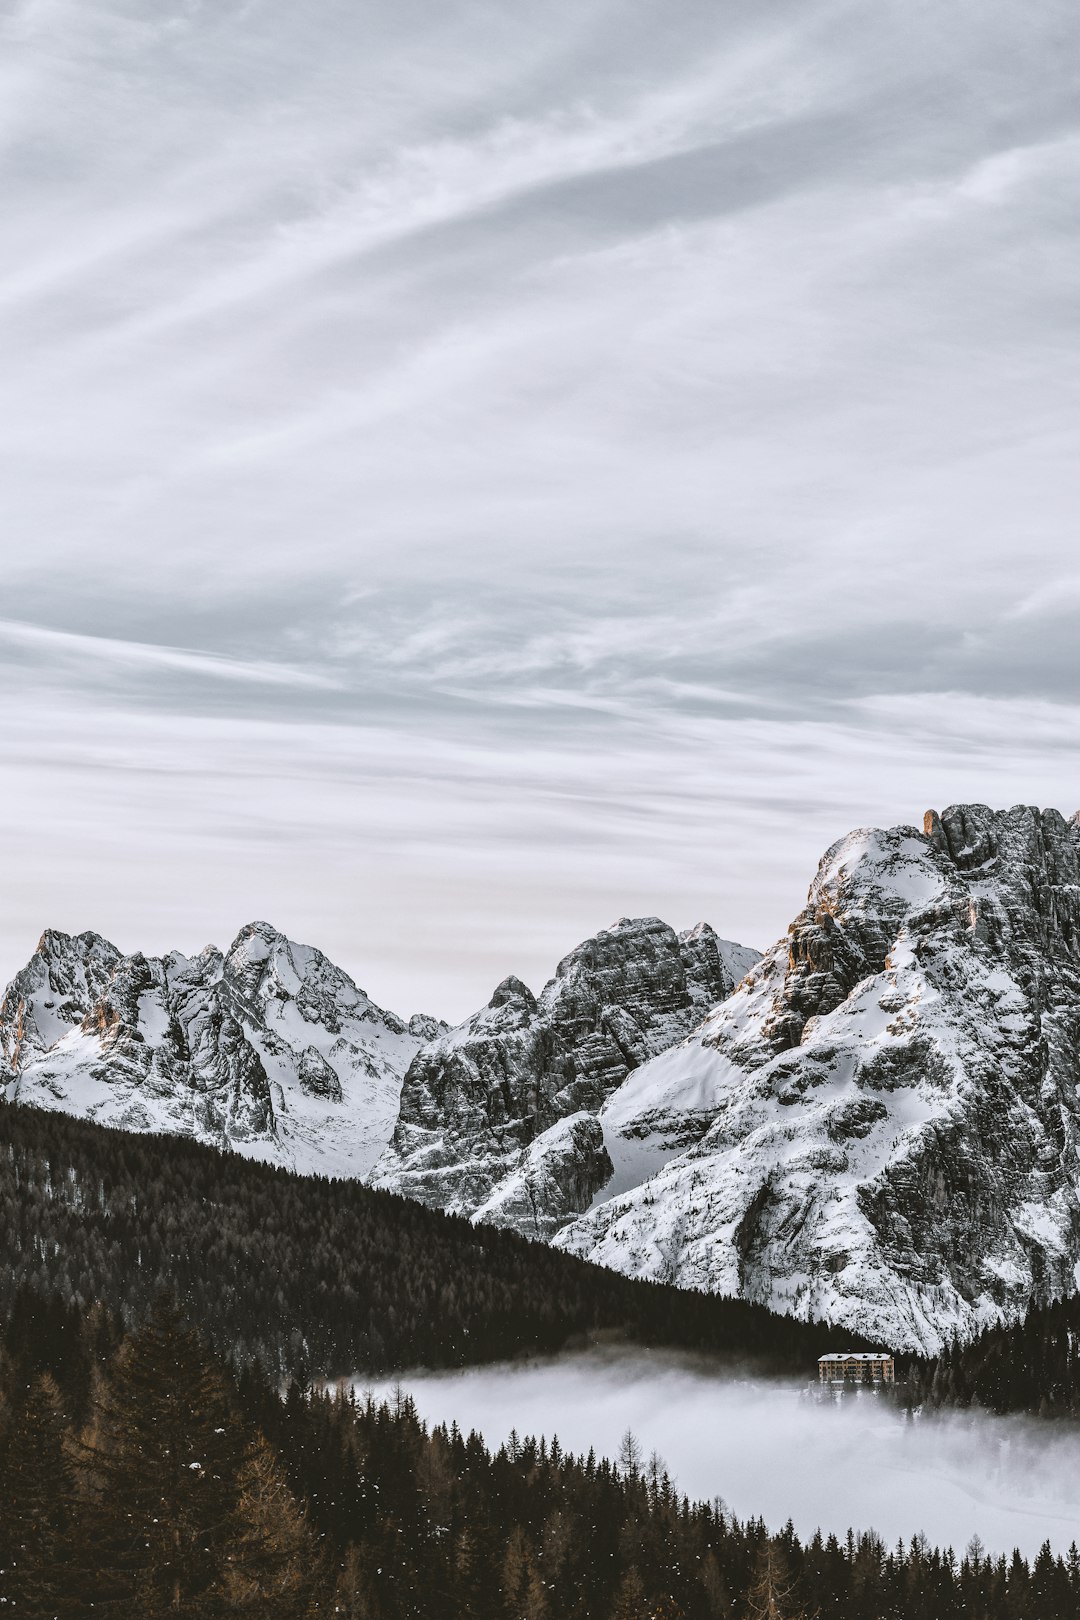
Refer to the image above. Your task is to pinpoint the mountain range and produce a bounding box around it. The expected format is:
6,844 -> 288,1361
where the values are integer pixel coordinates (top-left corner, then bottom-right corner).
5,801 -> 1080,1353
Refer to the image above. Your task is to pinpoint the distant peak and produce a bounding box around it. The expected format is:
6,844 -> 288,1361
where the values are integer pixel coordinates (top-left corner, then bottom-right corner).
34,927 -> 122,964
488,975 -> 537,1012
228,920 -> 281,954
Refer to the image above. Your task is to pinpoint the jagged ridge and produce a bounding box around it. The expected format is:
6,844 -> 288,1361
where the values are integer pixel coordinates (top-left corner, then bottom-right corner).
371,917 -> 759,1235
1,921 -> 440,1177
555,805 -> 1080,1353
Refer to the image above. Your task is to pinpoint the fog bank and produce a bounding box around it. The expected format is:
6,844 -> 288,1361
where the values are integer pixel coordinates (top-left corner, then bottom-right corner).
363,1348 -> 1080,1558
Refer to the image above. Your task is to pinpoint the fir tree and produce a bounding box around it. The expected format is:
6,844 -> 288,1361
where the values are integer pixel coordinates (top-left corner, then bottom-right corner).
71,1300 -> 245,1615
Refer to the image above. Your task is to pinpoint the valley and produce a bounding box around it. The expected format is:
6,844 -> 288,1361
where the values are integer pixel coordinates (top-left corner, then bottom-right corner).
363,1346 -> 1080,1559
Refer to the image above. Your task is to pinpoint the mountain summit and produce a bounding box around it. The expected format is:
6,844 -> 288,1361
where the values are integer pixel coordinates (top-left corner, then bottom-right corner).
0,921 -> 436,1177
371,916 -> 759,1234
556,805 -> 1080,1352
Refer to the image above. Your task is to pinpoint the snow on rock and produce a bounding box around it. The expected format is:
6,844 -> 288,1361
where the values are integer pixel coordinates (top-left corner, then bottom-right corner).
1,921 -> 444,1177
555,805 -> 1080,1353
371,917 -> 758,1231
470,1113 -> 614,1240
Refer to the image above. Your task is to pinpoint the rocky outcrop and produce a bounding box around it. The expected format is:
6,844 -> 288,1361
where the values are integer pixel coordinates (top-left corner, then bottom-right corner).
470,1113 -> 614,1240
1,922 -> 443,1177
0,929 -> 123,1073
372,917 -> 759,1230
555,805 -> 1080,1353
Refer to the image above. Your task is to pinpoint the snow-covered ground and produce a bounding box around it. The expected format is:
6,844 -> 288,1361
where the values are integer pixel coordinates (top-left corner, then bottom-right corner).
361,1347 -> 1080,1559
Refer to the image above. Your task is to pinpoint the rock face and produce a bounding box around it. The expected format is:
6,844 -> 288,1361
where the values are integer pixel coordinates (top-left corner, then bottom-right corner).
1,922 -> 442,1177
371,917 -> 758,1227
555,805 -> 1080,1353
471,1113 -> 614,1240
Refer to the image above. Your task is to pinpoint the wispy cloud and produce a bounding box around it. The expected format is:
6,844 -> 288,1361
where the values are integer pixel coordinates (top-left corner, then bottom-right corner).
0,619 -> 338,689
2,0 -> 1079,1013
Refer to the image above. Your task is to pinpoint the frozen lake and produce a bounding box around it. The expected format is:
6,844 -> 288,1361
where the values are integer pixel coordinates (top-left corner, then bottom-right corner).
362,1346 -> 1080,1559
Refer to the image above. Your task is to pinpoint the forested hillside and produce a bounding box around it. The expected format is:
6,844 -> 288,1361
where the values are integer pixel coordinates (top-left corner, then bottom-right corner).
906,1295 -> 1080,1416
3,1294 -> 1079,1620
0,1102 -> 863,1378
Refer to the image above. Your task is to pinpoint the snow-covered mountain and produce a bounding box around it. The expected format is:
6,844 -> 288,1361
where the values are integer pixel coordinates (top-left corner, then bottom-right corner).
555,805 -> 1080,1354
0,921 -> 442,1177
0,913 -> 756,1207
13,805 -> 1080,1354
370,917 -> 759,1235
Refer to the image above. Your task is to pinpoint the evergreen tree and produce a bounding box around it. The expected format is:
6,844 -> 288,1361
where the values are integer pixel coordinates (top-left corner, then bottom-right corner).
502,1524 -> 548,1619
71,1300 -> 245,1616
611,1564 -> 650,1618
744,1543 -> 808,1620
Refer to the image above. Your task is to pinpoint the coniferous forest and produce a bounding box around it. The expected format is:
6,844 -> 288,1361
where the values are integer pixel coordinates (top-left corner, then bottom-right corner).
9,1099 -> 1080,1618
0,1102 -> 867,1377
5,1291 -> 1080,1620
906,1298 -> 1080,1418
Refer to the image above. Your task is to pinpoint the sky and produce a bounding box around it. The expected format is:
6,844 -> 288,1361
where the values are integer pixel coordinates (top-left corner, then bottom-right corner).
2,0 -> 1079,1020
368,1349 -> 1080,1559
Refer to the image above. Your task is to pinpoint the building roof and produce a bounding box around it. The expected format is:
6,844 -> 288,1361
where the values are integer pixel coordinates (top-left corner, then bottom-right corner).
817,1351 -> 893,1361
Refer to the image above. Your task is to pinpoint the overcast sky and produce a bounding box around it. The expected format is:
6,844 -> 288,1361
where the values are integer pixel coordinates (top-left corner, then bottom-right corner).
2,0 -> 1079,1019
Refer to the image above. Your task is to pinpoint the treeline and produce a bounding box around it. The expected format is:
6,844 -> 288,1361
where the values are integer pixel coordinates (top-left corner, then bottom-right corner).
4,1292 -> 1080,1620
907,1294 -> 1080,1416
0,1101 -> 864,1378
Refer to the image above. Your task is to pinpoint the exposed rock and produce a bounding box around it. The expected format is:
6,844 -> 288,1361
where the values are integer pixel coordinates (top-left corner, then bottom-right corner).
408,1012 -> 449,1041
372,917 -> 758,1232
555,805 -> 1080,1353
298,1045 -> 344,1102
2,923 -> 431,1176
470,1113 -> 614,1240
2,912 -> 755,1221
0,929 -> 123,1074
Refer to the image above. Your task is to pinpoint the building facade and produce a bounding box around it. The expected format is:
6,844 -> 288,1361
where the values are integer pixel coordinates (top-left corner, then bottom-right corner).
818,1351 -> 895,1384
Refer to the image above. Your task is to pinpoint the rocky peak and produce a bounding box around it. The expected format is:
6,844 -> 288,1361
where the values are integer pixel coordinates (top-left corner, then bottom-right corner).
373,914 -> 761,1227
556,803 -> 1080,1353
222,920 -> 279,1003
0,927 -> 123,1075
488,975 -> 538,1015
222,921 -> 410,1038
3,922 -> 428,1179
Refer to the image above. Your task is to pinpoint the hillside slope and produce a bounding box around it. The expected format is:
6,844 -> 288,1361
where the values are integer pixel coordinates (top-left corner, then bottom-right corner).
0,1100 -> 863,1376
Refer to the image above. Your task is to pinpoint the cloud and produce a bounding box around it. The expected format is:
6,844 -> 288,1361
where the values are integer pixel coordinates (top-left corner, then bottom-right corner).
1,0 -> 1079,1014
0,618 -> 339,689
365,1348 -> 1080,1558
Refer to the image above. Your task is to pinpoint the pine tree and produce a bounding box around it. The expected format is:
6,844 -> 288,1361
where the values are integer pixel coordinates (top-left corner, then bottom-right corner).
330,1543 -> 379,1620
745,1543 -> 809,1620
502,1524 -> 547,1619
70,1300 -> 245,1616
610,1564 -> 649,1619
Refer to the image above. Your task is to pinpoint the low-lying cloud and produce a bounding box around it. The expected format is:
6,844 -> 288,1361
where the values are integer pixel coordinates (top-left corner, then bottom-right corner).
364,1348 -> 1080,1559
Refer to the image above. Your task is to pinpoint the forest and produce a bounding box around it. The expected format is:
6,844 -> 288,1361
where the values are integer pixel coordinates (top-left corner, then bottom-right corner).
0,1100 -> 868,1377
5,1290 -> 1080,1620
905,1295 -> 1080,1417
11,1099 -> 1080,1617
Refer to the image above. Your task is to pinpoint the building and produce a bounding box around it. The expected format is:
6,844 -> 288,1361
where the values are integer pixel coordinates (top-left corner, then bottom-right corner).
818,1351 -> 895,1384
